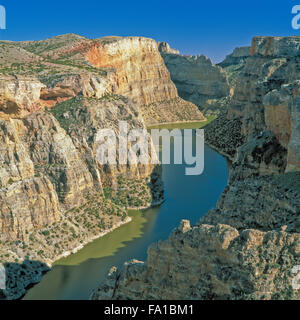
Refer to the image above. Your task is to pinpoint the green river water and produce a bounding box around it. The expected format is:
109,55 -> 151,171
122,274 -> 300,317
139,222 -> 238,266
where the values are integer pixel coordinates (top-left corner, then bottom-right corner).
24,127 -> 229,300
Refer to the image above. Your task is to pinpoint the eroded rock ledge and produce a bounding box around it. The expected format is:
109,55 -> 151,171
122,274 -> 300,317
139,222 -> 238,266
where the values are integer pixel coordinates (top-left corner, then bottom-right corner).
92,223 -> 300,300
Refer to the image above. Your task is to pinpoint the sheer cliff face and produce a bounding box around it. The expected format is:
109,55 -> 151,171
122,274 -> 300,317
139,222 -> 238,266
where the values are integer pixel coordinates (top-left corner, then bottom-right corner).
85,37 -> 178,105
160,50 -> 230,116
0,35 -> 204,125
84,37 -> 205,125
0,112 -> 97,241
229,36 -> 300,172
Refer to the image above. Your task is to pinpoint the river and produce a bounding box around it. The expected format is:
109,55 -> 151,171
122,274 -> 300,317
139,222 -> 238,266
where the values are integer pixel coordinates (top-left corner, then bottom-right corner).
24,129 -> 229,300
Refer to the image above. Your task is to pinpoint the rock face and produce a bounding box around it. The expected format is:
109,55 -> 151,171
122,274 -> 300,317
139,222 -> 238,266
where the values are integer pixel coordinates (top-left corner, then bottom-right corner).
0,177 -> 60,241
85,37 -> 204,125
228,36 -> 300,172
157,42 -> 180,55
0,76 -> 45,118
218,47 -> 251,89
92,223 -> 300,300
218,46 -> 251,68
0,35 -> 205,126
85,37 -> 178,106
92,36 -> 300,301
160,51 -> 230,116
263,82 -> 300,172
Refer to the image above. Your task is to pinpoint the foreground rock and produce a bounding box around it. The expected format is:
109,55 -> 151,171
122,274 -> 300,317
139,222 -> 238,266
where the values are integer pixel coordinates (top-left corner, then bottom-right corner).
92,222 -> 300,300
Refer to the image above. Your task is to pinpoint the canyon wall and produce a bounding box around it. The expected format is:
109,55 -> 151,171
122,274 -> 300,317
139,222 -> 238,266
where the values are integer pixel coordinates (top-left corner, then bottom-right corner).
159,44 -> 230,116
228,36 -> 300,172
85,37 -> 205,125
218,46 -> 251,68
0,36 -> 205,125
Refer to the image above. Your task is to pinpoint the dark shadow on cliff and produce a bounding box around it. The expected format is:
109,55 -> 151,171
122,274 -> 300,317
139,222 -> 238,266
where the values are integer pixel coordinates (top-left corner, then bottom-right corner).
148,165 -> 165,207
0,260 -> 50,300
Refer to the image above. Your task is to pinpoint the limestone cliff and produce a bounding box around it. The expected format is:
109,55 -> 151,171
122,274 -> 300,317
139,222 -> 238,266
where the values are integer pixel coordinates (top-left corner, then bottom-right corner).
227,36 -> 300,172
159,45 -> 230,116
85,37 -> 205,125
218,46 -> 251,68
218,46 -> 251,88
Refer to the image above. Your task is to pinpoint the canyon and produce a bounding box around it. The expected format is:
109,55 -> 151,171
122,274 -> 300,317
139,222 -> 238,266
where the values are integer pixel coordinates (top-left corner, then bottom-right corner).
92,36 -> 300,301
0,34 -> 299,300
0,34 -> 205,299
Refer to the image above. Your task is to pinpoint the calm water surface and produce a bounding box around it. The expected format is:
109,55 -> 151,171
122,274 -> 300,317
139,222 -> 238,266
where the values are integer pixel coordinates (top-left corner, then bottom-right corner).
24,133 -> 228,300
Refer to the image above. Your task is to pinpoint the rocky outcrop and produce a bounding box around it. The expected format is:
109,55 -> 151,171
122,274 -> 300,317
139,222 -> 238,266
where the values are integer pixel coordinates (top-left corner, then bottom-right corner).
218,47 -> 251,89
0,177 -> 60,242
228,36 -> 300,172
218,46 -> 251,68
0,76 -> 45,118
92,223 -> 300,300
85,37 -> 178,106
157,42 -> 180,55
40,72 -> 118,108
161,52 -> 230,116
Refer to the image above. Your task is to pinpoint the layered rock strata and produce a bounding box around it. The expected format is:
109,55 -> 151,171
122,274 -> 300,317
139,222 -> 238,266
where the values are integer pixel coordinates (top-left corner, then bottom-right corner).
159,46 -> 230,116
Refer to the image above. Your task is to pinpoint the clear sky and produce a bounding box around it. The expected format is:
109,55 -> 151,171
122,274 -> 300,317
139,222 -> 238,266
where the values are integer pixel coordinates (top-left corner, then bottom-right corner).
0,0 -> 299,62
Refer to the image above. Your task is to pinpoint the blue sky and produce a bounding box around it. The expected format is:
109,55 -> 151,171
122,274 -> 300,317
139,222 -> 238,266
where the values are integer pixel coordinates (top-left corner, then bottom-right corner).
0,0 -> 299,62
